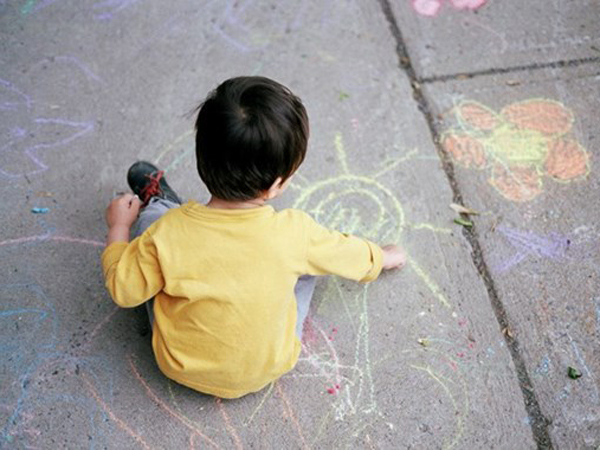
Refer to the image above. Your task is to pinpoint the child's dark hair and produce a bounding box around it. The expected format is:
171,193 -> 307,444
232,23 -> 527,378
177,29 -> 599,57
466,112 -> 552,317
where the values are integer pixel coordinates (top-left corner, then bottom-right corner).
195,76 -> 309,201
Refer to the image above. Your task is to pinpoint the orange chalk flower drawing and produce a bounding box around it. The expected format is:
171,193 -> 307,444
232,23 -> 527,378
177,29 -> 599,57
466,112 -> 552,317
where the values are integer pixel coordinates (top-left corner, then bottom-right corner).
442,99 -> 590,201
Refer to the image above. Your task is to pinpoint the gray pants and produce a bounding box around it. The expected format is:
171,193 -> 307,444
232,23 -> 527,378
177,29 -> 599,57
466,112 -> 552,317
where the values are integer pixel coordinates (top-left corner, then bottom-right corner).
131,197 -> 316,339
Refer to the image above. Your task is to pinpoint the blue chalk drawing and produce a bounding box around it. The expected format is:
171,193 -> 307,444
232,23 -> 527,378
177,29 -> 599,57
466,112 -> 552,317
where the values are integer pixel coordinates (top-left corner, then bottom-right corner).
0,282 -> 117,447
567,334 -> 598,404
534,355 -> 551,377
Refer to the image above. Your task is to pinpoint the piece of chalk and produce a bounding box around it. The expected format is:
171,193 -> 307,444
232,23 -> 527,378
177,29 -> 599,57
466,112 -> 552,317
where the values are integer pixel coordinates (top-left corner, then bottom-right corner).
129,194 -> 139,205
31,207 -> 49,214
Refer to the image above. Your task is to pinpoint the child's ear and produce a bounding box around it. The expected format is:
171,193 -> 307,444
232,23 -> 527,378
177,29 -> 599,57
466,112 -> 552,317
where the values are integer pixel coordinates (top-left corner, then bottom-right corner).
265,176 -> 291,200
264,177 -> 284,200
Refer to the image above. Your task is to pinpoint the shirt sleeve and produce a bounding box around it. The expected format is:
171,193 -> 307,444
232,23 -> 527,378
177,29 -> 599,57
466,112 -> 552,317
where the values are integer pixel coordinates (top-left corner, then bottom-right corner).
101,233 -> 164,308
302,212 -> 383,283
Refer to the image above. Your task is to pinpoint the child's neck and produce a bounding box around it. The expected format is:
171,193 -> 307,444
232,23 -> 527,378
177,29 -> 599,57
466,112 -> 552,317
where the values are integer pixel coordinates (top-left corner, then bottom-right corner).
206,196 -> 266,210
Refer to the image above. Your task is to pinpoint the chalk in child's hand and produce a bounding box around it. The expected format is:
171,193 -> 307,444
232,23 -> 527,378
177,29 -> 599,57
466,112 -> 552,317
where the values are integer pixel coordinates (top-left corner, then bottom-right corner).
129,194 -> 139,206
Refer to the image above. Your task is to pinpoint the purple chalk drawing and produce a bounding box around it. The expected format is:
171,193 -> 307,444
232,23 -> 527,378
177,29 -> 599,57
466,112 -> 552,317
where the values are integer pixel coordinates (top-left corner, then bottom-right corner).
53,56 -> 104,84
0,78 -> 94,180
92,0 -> 144,21
214,0 -> 309,52
412,0 -> 487,17
20,0 -> 144,20
493,225 -> 599,273
0,78 -> 32,112
495,226 -> 569,272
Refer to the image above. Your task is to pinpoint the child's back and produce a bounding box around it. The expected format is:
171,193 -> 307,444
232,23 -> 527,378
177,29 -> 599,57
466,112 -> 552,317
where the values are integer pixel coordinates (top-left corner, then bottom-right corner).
102,76 -> 405,399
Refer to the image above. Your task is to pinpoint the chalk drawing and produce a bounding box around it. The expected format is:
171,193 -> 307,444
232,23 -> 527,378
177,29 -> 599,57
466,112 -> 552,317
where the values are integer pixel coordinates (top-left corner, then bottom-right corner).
0,233 -> 104,248
153,129 -> 194,174
534,355 -> 551,377
243,382 -> 275,426
492,225 -> 599,273
442,99 -> 590,202
20,0 -> 59,15
30,55 -> 105,85
128,355 -> 219,448
408,364 -> 466,449
214,0 -> 309,52
83,374 -> 151,450
294,322 -> 471,448
460,14 -> 508,54
284,132 -> 461,445
0,282 -> 112,447
92,0 -> 144,21
494,226 -> 570,272
0,230 -> 138,448
292,132 -> 451,307
20,0 -> 145,19
276,384 -> 310,450
0,77 -> 94,180
412,0 -> 488,17
216,398 -> 244,450
567,333 -> 599,404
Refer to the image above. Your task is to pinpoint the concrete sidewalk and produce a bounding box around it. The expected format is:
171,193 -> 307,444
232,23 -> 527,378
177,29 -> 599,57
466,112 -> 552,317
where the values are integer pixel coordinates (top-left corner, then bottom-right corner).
1,0 -> 598,448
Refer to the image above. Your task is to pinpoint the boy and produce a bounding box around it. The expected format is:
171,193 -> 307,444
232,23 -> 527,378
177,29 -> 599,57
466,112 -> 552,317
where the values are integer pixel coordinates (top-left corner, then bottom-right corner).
102,76 -> 406,399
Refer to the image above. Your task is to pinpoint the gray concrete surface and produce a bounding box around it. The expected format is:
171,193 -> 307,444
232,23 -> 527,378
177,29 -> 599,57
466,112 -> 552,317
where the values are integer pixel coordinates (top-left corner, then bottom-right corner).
389,0 -> 600,79
424,63 -> 600,449
0,0 -> 597,449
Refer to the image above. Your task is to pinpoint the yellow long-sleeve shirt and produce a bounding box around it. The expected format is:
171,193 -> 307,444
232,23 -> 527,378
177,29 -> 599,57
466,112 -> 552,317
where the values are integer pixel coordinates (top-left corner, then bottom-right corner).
101,201 -> 383,398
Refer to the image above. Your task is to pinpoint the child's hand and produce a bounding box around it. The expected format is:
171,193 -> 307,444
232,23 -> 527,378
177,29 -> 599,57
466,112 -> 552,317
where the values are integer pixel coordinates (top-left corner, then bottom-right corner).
381,244 -> 407,270
106,194 -> 141,229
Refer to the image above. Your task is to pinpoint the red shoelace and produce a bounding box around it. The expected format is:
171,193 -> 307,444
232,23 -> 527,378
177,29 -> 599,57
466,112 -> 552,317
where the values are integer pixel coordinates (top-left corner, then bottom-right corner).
139,171 -> 164,205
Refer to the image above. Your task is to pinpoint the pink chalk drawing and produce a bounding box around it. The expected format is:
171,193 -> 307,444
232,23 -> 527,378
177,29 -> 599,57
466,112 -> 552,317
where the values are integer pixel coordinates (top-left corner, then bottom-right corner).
412,0 -> 487,17
0,77 -> 94,180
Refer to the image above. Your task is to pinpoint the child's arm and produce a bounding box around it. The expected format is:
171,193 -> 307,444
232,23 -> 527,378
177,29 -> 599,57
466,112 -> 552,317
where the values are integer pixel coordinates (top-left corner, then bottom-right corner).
102,194 -> 163,308
302,213 -> 405,283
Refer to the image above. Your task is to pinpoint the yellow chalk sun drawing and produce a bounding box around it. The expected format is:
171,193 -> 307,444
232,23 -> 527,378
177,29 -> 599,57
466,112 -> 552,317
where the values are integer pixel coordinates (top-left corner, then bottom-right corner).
288,132 -> 468,448
442,99 -> 591,202
292,131 -> 450,308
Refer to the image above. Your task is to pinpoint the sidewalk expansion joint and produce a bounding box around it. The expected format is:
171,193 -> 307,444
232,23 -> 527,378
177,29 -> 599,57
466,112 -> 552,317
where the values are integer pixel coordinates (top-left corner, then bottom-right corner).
376,0 -> 555,448
420,56 -> 600,84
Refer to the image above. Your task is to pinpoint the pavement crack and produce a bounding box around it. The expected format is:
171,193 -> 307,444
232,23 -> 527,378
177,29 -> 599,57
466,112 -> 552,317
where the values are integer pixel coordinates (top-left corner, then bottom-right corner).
420,56 -> 600,84
375,0 -> 555,448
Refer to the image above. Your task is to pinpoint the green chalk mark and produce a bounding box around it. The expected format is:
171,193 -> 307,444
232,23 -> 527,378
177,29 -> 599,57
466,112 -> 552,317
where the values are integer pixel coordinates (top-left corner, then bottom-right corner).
21,0 -> 37,14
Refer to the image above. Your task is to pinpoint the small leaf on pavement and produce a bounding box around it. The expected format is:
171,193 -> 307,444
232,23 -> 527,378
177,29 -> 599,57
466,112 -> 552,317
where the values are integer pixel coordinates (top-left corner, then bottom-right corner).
450,203 -> 479,215
454,218 -> 473,228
